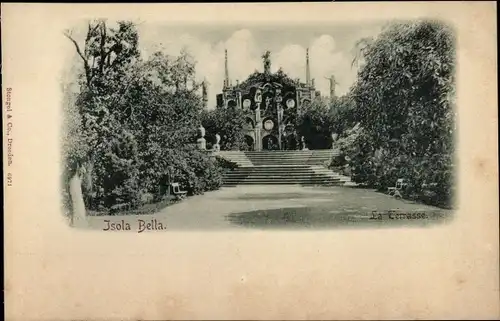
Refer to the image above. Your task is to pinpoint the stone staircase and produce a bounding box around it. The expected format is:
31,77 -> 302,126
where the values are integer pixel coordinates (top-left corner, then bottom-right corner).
216,150 -> 353,187
215,150 -> 253,167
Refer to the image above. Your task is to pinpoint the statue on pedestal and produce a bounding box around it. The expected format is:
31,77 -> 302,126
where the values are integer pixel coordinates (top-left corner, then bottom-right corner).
331,132 -> 338,149
301,136 -> 309,151
265,96 -> 272,110
262,50 -> 271,75
255,88 -> 262,122
197,125 -> 206,150
325,74 -> 339,98
213,133 -> 221,152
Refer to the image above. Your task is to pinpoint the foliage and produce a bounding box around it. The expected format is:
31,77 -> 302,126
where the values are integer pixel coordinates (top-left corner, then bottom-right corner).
215,155 -> 239,171
341,20 -> 456,207
329,95 -> 357,134
63,20 -> 225,212
162,147 -> 223,196
239,67 -> 300,91
200,107 -> 247,150
296,97 -> 334,149
295,95 -> 357,150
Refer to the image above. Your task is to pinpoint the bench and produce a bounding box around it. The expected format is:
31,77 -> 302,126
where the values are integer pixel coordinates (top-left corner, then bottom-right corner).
171,183 -> 187,200
387,178 -> 407,199
421,182 -> 439,201
109,203 -> 130,215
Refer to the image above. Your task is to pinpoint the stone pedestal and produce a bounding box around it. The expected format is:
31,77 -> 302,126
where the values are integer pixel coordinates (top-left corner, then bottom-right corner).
197,137 -> 206,150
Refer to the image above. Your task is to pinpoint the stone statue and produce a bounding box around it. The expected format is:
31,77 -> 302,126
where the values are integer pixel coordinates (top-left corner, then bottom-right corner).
265,96 -> 272,109
197,125 -> 206,150
202,80 -> 208,97
325,75 -> 339,97
331,132 -> 338,149
277,104 -> 284,122
254,88 -> 262,122
254,88 -> 262,104
213,133 -> 221,152
262,50 -> 271,75
301,136 -> 308,151
201,80 -> 208,109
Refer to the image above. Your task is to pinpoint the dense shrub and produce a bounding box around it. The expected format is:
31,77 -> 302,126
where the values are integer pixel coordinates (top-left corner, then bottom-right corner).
200,107 -> 246,151
63,20 -> 228,214
154,147 -> 221,196
330,21 -> 455,207
215,155 -> 239,172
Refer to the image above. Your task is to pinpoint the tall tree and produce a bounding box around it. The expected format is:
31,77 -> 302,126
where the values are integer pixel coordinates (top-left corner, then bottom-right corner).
63,20 -> 143,221
347,20 -> 456,204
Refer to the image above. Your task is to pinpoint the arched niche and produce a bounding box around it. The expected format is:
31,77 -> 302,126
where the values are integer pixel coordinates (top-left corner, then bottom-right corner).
301,98 -> 311,110
243,117 -> 255,131
261,83 -> 273,92
262,91 -> 274,111
227,99 -> 237,109
243,135 -> 255,151
262,135 -> 279,151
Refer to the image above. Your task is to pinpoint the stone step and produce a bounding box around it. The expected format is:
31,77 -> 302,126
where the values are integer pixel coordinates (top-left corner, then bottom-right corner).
243,150 -> 326,152
227,166 -> 314,170
225,172 -> 318,176
241,165 -> 312,168
223,176 -> 341,181
245,156 -> 332,159
248,161 -> 329,164
224,171 -> 336,176
217,150 -> 347,187
224,177 -> 343,181
245,159 -> 330,163
224,177 -> 340,180
223,180 -> 341,184
222,181 -> 344,186
243,154 -> 318,156
223,179 -> 345,185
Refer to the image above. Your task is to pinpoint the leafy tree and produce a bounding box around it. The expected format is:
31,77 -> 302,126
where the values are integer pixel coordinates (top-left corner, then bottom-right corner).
133,50 -> 204,195
239,67 -> 299,91
63,20 -> 219,218
329,94 -> 357,134
200,107 -> 246,151
63,20 -> 143,220
296,97 -> 335,149
344,20 -> 456,206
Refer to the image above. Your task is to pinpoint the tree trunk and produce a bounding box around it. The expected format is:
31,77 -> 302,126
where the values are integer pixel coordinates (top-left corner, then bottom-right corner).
69,165 -> 87,227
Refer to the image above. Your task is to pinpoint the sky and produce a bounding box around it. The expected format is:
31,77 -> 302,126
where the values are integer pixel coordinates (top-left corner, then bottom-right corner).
66,21 -> 389,108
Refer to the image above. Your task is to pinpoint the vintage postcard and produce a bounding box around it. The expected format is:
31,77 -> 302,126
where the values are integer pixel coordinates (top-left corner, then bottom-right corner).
3,2 -> 498,320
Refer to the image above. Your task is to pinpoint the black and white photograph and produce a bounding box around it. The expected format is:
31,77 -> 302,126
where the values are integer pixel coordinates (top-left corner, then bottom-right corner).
62,18 -> 456,230
3,3 -> 498,320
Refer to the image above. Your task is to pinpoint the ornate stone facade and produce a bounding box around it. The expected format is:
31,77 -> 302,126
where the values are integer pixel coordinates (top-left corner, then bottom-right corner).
216,49 -> 322,151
